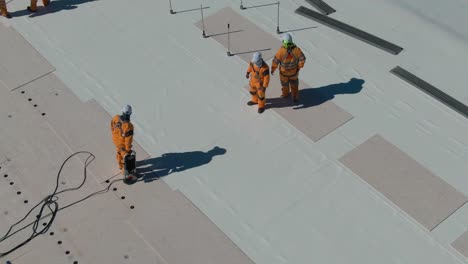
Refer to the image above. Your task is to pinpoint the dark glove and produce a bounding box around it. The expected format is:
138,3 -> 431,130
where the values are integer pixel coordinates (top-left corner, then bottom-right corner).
245,72 -> 250,79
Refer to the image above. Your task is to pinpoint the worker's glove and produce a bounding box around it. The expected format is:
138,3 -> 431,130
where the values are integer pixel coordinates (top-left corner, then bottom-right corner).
270,71 -> 275,76
245,73 -> 250,79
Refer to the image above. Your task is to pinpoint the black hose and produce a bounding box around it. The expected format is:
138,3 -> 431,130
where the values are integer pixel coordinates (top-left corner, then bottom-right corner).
0,151 -> 121,258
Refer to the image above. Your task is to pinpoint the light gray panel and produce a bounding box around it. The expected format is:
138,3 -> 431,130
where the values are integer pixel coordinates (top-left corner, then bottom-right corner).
9,238 -> 80,264
244,77 -> 353,141
0,85 -> 84,261
0,84 -> 76,198
340,134 -> 467,230
0,24 -> 55,91
65,200 -> 167,264
452,230 -> 468,259
128,183 -> 255,264
195,7 -> 279,62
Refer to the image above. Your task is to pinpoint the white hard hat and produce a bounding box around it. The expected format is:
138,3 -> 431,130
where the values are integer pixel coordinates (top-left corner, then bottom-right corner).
122,104 -> 132,115
282,33 -> 293,44
251,52 -> 263,65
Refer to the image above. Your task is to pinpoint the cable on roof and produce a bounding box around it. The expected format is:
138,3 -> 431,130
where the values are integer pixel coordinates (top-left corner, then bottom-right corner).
0,151 -> 121,258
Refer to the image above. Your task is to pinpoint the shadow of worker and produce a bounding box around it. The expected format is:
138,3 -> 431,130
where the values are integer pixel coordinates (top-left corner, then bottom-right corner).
136,146 -> 227,183
11,0 -> 98,18
294,78 -> 365,109
267,78 -> 365,110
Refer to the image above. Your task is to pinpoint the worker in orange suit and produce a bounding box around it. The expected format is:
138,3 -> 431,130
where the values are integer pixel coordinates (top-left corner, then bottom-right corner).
27,0 -> 50,12
111,105 -> 134,170
271,33 -> 306,103
246,52 -> 270,114
0,0 -> 11,18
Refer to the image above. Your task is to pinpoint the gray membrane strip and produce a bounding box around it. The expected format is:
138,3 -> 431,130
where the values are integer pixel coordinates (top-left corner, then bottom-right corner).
452,230 -> 468,259
340,134 -> 468,231
391,66 -> 468,118
305,0 -> 336,15
295,6 -> 403,55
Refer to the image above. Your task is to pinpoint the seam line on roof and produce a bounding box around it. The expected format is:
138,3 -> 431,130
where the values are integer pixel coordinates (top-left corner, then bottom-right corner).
431,200 -> 468,232
127,221 -> 170,264
11,69 -> 56,92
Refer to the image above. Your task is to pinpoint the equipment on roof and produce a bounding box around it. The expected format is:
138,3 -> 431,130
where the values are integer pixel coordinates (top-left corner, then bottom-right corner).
123,151 -> 138,184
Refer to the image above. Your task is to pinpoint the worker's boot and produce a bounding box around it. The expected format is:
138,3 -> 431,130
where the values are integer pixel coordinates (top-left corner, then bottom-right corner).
27,0 -> 37,12
27,6 -> 37,12
291,84 -> 299,103
257,93 -> 266,113
281,86 -> 290,98
1,12 -> 11,18
0,6 -> 11,18
292,92 -> 299,103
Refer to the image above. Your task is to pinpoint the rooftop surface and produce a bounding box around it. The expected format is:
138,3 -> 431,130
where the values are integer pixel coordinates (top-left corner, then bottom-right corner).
1,0 -> 468,263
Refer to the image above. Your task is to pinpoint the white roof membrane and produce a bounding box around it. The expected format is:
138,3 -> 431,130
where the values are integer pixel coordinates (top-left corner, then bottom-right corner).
1,0 -> 468,263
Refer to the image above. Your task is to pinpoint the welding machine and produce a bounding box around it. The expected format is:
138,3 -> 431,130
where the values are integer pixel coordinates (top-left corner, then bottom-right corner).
123,151 -> 137,184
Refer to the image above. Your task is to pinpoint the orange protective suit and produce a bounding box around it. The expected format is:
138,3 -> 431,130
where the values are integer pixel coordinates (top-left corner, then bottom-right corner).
28,0 -> 49,11
0,0 -> 9,17
247,62 -> 270,109
111,114 -> 134,169
271,45 -> 306,100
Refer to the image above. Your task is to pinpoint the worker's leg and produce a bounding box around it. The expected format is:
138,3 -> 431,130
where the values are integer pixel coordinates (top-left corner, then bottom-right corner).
290,78 -> 299,101
257,87 -> 266,112
28,0 -> 38,11
247,85 -> 258,105
116,150 -> 123,169
116,146 -> 125,170
280,75 -> 290,98
0,0 -> 9,17
42,0 -> 50,6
